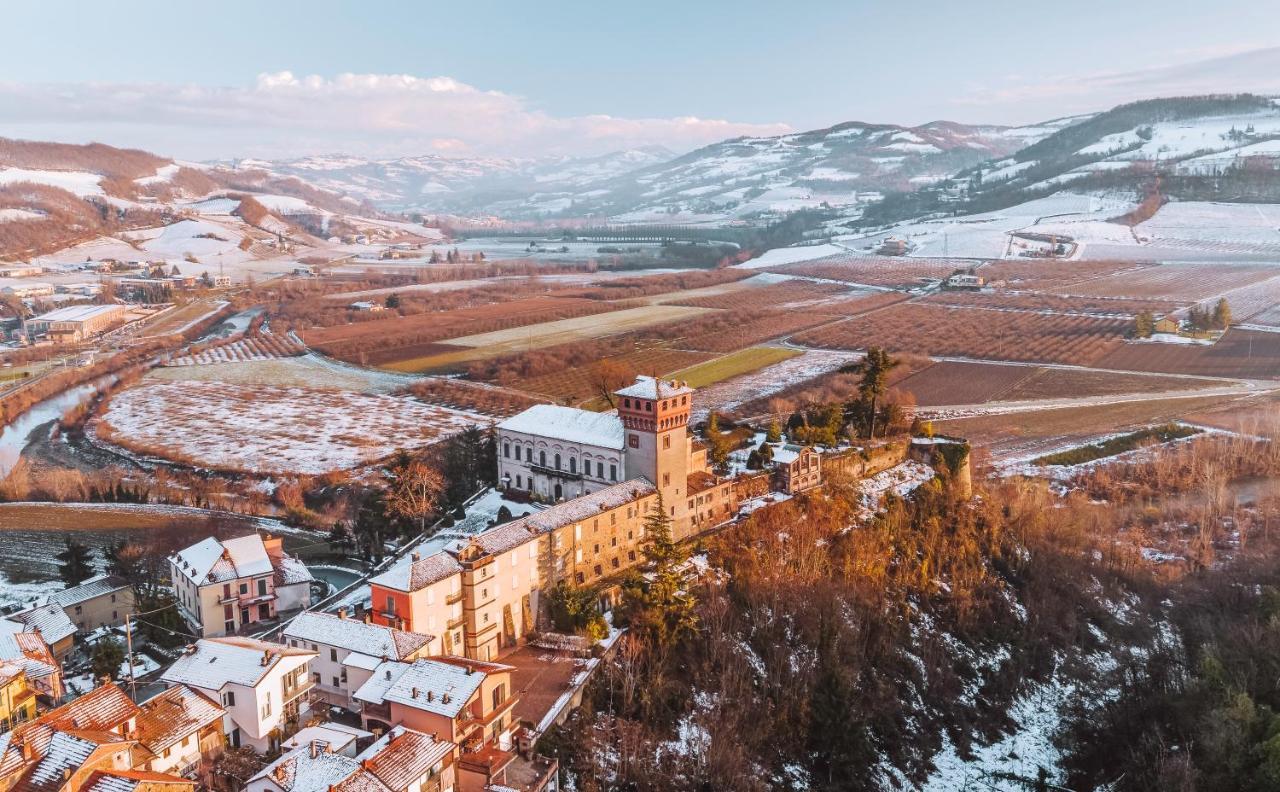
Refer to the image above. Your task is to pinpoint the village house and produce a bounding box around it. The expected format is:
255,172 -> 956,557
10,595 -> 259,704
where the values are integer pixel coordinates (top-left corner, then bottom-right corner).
132,685 -> 226,783
347,301 -> 384,312
368,553 -> 465,652
0,663 -> 36,733
0,623 -> 63,701
160,637 -> 317,753
246,724 -> 458,792
353,656 -> 521,791
283,611 -> 435,712
280,722 -> 370,758
496,405 -> 626,501
43,575 -> 135,634
772,444 -> 822,494
168,534 -> 313,638
4,604 -> 77,661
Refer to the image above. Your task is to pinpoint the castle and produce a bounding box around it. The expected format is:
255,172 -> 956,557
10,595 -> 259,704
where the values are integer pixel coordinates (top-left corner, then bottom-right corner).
369,376 -> 740,661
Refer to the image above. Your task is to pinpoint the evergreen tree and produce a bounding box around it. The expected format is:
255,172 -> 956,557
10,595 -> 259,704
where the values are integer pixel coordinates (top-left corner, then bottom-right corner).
841,347 -> 901,439
765,420 -> 782,444
631,495 -> 697,649
807,621 -> 863,786
705,412 -> 730,467
384,292 -> 401,309
354,490 -> 392,561
56,535 -> 93,587
91,637 -> 125,681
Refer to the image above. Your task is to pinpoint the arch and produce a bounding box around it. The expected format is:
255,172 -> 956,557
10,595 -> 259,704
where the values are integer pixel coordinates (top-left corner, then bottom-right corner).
554,483 -> 563,500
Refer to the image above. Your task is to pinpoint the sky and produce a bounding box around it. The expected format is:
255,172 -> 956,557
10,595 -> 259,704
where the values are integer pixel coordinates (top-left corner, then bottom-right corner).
2,0 -> 1279,161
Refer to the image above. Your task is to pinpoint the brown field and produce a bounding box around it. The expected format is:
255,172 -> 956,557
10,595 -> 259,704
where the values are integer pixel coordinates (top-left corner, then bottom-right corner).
300,297 -> 624,362
773,255 -> 959,287
142,301 -> 230,337
401,378 -> 544,417
895,361 -> 1039,406
809,291 -> 911,316
1002,368 -> 1224,400
1095,329 -> 1280,379
0,502 -> 266,532
794,303 -> 1129,366
1060,262 -> 1279,301
670,279 -> 849,310
667,311 -> 841,353
921,290 -> 1175,317
1208,275 -> 1280,323
934,393 -> 1252,459
977,259 -> 1152,291
514,347 -> 713,401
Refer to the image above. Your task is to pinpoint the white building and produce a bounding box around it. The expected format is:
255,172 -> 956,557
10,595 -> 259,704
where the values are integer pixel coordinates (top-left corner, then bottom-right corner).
169,534 -> 313,637
496,404 -> 626,502
283,611 -> 435,712
161,636 -> 317,753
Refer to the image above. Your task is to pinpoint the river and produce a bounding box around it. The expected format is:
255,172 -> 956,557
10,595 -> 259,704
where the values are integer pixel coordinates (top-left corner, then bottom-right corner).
0,381 -> 101,478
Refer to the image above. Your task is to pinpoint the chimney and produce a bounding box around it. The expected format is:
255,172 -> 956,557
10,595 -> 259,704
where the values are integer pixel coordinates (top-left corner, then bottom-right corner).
63,769 -> 72,782
442,693 -> 451,704
261,649 -> 271,666
385,668 -> 392,680
411,551 -> 421,562
337,608 -> 347,620
411,686 -> 418,698
311,741 -> 320,759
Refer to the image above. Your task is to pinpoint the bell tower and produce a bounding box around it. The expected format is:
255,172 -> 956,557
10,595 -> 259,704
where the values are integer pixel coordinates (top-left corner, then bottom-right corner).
615,376 -> 693,517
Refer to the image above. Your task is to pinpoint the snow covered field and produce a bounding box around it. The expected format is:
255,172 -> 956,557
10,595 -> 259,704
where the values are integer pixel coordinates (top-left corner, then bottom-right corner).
0,167 -> 104,196
692,349 -> 858,420
98,380 -> 487,474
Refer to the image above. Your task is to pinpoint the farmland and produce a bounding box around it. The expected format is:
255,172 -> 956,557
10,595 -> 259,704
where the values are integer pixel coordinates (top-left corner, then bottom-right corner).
166,334 -> 306,366
140,300 -> 231,337
771,255 -> 961,287
667,346 -> 801,389
1096,329 -> 1280,378
920,290 -> 1173,317
1059,262 -> 1279,301
96,380 -> 487,474
670,279 -> 849,310
794,303 -> 1130,366
975,259 -> 1152,291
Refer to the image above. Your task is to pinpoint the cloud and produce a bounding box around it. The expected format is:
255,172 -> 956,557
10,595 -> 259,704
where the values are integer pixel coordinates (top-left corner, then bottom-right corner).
953,46 -> 1280,121
0,71 -> 792,161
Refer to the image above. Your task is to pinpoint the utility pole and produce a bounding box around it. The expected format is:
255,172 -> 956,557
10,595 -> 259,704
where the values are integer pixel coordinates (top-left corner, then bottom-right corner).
124,600 -> 182,701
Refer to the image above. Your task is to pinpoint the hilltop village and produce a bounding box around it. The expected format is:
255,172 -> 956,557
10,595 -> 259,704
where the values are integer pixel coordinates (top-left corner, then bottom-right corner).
0,375 -> 966,792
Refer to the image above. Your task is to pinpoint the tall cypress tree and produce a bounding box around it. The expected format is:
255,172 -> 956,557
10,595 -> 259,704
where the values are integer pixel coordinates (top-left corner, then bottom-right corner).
634,494 -> 697,648
56,535 -> 94,587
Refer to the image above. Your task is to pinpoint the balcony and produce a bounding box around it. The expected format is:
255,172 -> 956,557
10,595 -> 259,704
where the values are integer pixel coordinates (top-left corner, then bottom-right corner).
282,677 -> 315,703
445,590 -> 463,605
447,615 -> 465,630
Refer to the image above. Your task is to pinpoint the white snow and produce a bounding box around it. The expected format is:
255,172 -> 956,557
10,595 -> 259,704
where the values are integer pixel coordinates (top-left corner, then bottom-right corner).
0,168 -> 104,197
735,244 -> 845,270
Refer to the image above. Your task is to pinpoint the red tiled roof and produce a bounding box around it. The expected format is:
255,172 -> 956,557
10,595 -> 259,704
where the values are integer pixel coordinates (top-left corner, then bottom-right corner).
362,728 -> 454,790
134,685 -> 224,754
37,683 -> 139,734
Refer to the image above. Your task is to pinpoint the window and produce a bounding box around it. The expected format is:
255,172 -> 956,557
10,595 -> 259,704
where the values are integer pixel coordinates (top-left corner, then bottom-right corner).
224,620 -> 235,634
628,434 -> 639,449
554,453 -> 561,470
525,446 -> 532,462
662,473 -> 670,487
515,475 -> 522,488
74,605 -> 82,615
612,558 -> 620,568
597,461 -> 604,478
481,587 -> 488,599
575,572 -> 585,585
628,550 -> 636,562
644,401 -> 652,411
261,692 -> 271,718
223,584 -> 231,600
332,676 -> 340,688
503,442 -> 510,458
569,457 -> 576,473
610,464 -> 617,481
257,578 -> 267,596
312,672 -> 321,684
385,596 -> 396,615
221,691 -> 235,707
330,648 -> 338,662
492,683 -> 506,710
483,612 -> 490,624
663,435 -> 671,450
539,451 -> 546,466
239,583 -> 248,595
624,398 -> 631,408
594,564 -> 603,576
110,594 -> 116,603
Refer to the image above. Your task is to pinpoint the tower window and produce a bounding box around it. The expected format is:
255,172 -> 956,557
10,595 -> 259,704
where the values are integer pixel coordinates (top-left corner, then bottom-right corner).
662,473 -> 670,487
662,435 -> 671,450
624,398 -> 631,408
628,434 -> 639,449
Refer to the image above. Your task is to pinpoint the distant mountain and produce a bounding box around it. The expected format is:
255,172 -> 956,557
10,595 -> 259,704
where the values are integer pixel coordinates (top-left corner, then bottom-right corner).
863,94 -> 1280,226
235,119 -> 1076,224
241,147 -> 677,216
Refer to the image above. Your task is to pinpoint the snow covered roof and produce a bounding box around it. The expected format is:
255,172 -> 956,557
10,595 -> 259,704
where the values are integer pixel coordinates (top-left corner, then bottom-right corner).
275,556 -> 315,587
341,653 -> 384,672
369,552 -> 461,594
0,624 -> 60,682
771,444 -> 811,465
282,723 -> 371,756
36,682 -> 139,733
161,637 -> 316,690
171,534 -> 275,585
284,612 -> 432,661
28,304 -> 124,323
355,726 -> 454,790
497,404 -> 624,450
83,770 -> 196,792
44,575 -> 131,609
471,479 -> 656,557
21,731 -> 97,792
366,657 -> 488,718
134,685 -> 224,754
247,743 -> 363,792
614,375 -> 694,401
7,604 -> 76,646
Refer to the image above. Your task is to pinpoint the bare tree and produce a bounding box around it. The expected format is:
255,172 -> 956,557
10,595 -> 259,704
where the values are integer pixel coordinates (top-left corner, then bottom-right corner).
385,452 -> 446,532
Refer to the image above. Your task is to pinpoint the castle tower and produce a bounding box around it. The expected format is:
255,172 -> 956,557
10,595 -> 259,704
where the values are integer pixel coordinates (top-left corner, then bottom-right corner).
615,376 -> 694,522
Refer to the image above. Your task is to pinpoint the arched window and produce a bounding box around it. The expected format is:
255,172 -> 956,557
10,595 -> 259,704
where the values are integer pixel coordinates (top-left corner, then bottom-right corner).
525,446 -> 533,462
569,457 -> 577,473
554,453 -> 561,470
502,442 -> 510,458
539,450 -> 546,467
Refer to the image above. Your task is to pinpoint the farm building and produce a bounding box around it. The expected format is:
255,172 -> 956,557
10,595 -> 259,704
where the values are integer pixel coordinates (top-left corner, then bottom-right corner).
24,303 -> 127,344
772,443 -> 822,494
2,282 -> 55,299
43,574 -> 135,634
878,238 -> 909,256
945,272 -> 985,289
0,265 -> 43,278
348,301 -> 384,312
1155,316 -> 1181,334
